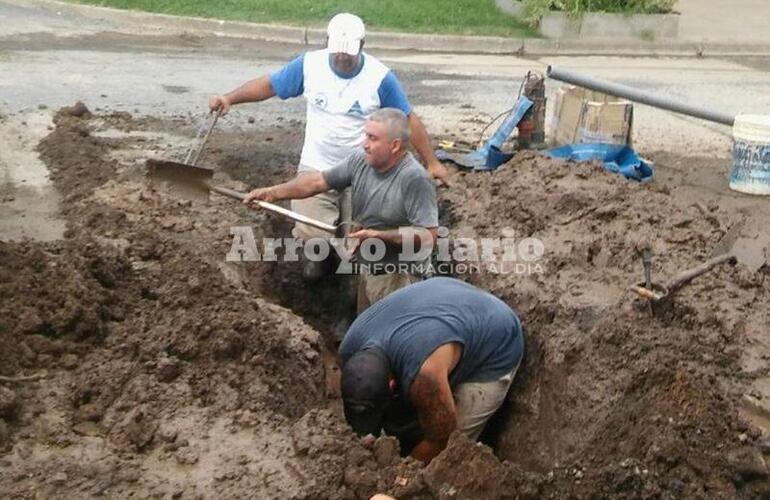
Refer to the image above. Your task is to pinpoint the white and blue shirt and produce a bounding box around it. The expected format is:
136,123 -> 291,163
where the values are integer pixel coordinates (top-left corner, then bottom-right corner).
270,49 -> 412,172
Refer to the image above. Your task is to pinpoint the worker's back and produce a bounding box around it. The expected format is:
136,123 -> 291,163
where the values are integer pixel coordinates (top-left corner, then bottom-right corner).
339,277 -> 524,398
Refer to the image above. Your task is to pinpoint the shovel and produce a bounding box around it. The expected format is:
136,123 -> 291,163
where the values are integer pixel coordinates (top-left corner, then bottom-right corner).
707,218 -> 768,273
145,159 -> 337,234
145,110 -> 336,234
629,218 -> 767,304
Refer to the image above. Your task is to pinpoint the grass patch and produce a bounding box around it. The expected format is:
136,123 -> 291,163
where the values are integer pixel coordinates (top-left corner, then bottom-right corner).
521,0 -> 676,25
68,0 -> 538,37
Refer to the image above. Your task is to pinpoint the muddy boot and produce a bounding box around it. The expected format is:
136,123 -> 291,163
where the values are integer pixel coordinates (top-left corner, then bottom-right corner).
332,274 -> 358,342
332,312 -> 354,342
299,245 -> 334,282
301,258 -> 327,283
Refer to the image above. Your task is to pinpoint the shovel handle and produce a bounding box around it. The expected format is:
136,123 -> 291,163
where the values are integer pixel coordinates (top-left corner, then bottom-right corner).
185,110 -> 221,166
209,186 -> 337,234
255,200 -> 337,234
209,185 -> 246,201
666,253 -> 736,293
629,285 -> 663,301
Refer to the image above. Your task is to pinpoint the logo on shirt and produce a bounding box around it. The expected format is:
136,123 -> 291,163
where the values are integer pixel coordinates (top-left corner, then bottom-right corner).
312,93 -> 328,109
347,100 -> 364,116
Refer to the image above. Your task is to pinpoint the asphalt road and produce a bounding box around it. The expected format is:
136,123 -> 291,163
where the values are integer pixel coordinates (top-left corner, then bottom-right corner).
2,1 -> 770,240
4,1 -> 770,153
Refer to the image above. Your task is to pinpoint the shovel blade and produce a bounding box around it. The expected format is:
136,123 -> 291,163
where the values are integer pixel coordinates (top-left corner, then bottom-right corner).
731,235 -> 769,273
145,159 -> 214,201
711,219 -> 769,273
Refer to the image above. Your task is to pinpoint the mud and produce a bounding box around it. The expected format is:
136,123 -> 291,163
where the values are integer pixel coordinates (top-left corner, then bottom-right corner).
0,104 -> 768,499
442,152 -> 770,498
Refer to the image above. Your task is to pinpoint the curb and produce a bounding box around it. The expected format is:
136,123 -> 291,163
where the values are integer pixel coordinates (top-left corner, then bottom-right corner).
14,0 -> 770,57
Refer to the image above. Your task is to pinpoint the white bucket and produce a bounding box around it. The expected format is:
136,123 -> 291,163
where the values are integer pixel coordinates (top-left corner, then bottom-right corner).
730,114 -> 770,195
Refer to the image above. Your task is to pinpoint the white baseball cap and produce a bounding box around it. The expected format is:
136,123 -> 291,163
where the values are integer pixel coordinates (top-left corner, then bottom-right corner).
327,13 -> 365,56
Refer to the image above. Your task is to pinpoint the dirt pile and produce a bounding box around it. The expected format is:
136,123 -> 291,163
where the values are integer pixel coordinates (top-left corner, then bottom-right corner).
0,233 -> 330,488
1,105 -> 768,498
0,237 -> 129,376
442,152 -> 770,497
0,107 -> 335,498
37,103 -> 115,206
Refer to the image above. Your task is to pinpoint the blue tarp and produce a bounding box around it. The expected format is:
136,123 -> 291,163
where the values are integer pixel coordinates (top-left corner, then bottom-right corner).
545,143 -> 654,182
435,95 -> 533,171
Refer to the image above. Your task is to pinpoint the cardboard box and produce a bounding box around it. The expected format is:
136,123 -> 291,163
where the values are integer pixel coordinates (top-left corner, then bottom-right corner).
548,86 -> 634,146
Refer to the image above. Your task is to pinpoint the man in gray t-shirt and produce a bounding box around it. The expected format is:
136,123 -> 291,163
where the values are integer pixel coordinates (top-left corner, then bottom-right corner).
243,108 -> 439,315
324,148 -> 437,271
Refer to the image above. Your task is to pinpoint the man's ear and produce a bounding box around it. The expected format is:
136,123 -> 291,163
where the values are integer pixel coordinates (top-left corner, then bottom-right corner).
391,138 -> 402,155
388,377 -> 397,394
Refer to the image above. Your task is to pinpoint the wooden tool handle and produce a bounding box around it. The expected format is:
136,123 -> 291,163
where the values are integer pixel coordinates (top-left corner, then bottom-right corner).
629,285 -> 663,301
209,186 -> 337,233
256,200 -> 337,233
210,185 -> 246,201
667,253 -> 736,292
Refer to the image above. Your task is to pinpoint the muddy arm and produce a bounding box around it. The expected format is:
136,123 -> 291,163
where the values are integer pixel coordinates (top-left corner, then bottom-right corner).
349,227 -> 437,250
408,344 -> 461,465
408,113 -> 449,186
243,172 -> 329,205
409,370 -> 456,464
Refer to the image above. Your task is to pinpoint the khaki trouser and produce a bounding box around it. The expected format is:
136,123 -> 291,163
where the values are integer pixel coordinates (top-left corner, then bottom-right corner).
453,359 -> 521,441
289,169 -> 418,313
357,268 -> 421,313
290,173 -> 351,242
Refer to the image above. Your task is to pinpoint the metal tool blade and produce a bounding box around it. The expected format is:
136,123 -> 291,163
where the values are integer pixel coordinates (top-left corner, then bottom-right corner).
145,159 -> 214,201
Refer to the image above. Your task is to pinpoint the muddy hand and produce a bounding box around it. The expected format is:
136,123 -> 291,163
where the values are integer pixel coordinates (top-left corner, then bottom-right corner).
347,228 -> 380,259
428,160 -> 450,187
243,187 -> 276,207
209,95 -> 232,115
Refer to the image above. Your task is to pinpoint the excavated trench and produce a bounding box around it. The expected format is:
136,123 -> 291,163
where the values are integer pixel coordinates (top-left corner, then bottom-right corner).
0,104 -> 769,499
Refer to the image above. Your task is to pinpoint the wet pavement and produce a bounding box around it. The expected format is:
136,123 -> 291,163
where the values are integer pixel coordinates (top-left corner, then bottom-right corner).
2,0 -> 770,243
0,112 -> 66,241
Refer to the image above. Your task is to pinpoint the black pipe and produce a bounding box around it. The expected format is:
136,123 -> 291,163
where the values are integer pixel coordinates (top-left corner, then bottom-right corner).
546,66 -> 735,127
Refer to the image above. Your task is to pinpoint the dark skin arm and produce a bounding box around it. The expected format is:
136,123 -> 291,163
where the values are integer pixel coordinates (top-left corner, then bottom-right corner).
209,75 -> 277,114
408,113 -> 450,186
242,172 -> 329,205
408,343 -> 463,464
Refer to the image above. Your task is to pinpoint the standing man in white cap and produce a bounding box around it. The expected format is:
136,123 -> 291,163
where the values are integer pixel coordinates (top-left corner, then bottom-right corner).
210,12 -> 449,281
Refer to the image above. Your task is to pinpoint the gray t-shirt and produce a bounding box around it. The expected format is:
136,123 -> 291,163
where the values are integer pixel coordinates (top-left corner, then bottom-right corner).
323,150 -> 438,268
339,277 -> 525,398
